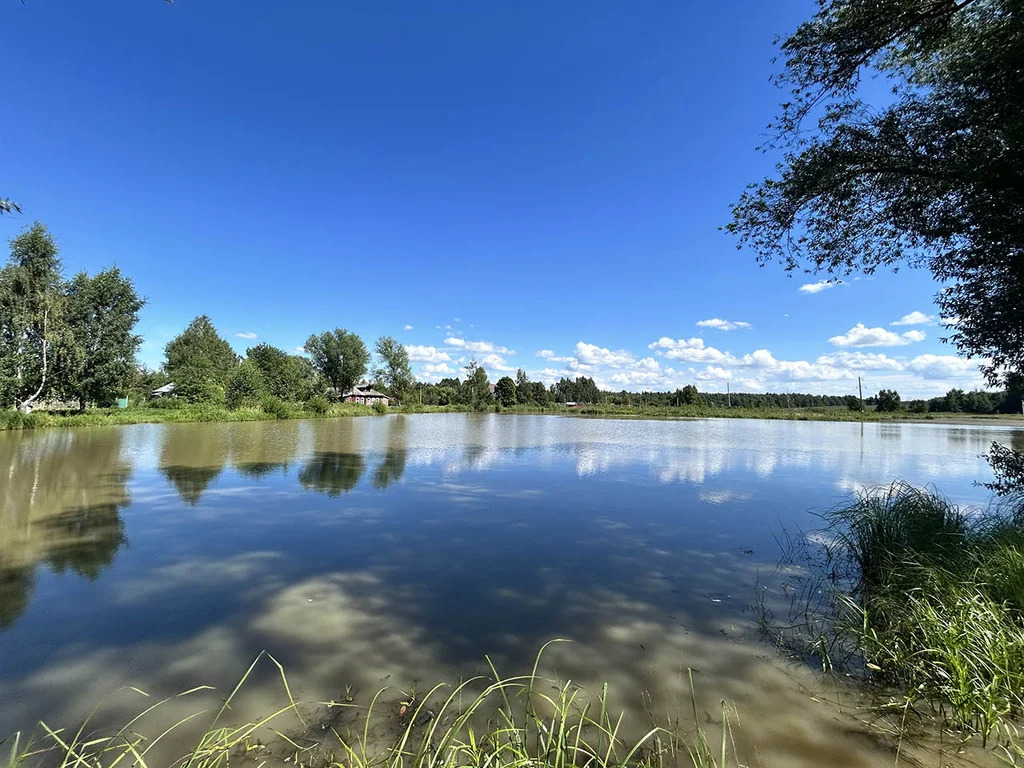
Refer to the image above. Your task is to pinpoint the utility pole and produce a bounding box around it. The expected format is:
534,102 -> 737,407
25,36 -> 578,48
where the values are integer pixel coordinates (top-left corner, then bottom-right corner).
858,376 -> 863,407
727,381 -> 731,408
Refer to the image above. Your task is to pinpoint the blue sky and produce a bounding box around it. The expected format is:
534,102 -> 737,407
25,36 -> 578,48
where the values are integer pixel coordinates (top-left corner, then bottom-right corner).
1,1 -> 985,398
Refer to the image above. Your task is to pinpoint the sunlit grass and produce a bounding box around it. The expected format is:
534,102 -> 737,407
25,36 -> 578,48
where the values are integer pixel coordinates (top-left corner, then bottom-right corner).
761,482 -> 1024,742
2,644 -> 738,768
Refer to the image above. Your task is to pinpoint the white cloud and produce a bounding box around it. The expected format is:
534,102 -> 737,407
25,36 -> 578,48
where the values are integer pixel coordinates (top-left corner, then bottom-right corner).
405,345 -> 451,363
648,337 -> 731,364
799,280 -> 841,294
481,353 -> 514,372
444,337 -> 515,355
695,318 -> 752,331
906,354 -> 981,380
419,362 -> 455,381
891,311 -> 933,326
635,357 -> 660,371
235,332 -> 258,340
815,351 -> 905,371
537,349 -> 554,359
828,323 -> 926,348
292,346 -> 307,354
575,341 -> 635,367
403,324 -> 414,331
696,366 -> 733,381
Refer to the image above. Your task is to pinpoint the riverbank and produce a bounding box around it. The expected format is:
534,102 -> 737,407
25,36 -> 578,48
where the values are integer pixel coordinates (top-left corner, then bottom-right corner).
2,401 -> 1022,431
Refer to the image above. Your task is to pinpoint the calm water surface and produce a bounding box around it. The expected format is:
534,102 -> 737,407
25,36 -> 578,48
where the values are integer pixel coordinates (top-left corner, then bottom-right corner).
1,414 -> 1021,767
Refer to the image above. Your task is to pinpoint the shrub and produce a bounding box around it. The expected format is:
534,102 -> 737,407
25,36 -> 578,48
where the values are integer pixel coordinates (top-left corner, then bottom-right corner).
372,398 -> 388,415
845,395 -> 864,412
875,389 -> 902,412
305,394 -> 330,415
226,360 -> 269,409
147,396 -> 188,410
261,396 -> 292,419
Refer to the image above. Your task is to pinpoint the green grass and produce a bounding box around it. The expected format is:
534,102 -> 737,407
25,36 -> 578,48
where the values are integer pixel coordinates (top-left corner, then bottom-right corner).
5,400 -> 1018,432
2,645 -> 737,768
763,483 -> 1024,742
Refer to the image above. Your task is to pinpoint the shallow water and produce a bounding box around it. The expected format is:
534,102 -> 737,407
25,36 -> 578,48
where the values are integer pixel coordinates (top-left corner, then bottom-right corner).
1,414 -> 1021,767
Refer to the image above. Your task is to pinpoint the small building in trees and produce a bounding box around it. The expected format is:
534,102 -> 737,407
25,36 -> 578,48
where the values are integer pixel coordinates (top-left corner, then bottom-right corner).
151,382 -> 177,398
342,384 -> 391,407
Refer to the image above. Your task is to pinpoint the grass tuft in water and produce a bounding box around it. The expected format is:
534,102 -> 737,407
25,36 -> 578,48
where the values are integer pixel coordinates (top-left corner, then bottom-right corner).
3,644 -> 738,768
763,482 -> 1024,741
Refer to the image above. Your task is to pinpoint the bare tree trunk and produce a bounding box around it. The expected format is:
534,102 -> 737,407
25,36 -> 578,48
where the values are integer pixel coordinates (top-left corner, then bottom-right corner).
18,309 -> 48,413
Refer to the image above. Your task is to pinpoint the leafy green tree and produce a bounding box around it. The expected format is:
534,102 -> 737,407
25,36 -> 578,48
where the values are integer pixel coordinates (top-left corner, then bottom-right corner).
304,329 -> 368,395
225,359 -> 269,409
495,376 -> 517,408
845,394 -> 864,412
0,224 -> 66,411
60,268 -> 144,409
373,336 -> 413,403
728,0 -> 1022,390
164,315 -> 239,403
944,388 -> 966,413
530,381 -> 549,405
515,368 -> 530,404
875,389 -> 902,413
677,384 -> 699,406
463,360 -> 490,407
245,343 -> 318,401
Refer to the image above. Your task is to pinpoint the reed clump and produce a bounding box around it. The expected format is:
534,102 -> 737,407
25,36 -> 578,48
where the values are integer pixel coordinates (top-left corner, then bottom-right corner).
766,482 -> 1024,741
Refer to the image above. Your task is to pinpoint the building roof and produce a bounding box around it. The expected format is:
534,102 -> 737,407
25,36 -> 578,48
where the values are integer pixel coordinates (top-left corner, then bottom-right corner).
151,382 -> 177,395
343,385 -> 389,399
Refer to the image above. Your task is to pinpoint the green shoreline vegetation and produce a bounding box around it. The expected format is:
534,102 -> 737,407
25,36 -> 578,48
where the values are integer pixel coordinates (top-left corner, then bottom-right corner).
4,647 -> 737,768
761,484 -> 1024,752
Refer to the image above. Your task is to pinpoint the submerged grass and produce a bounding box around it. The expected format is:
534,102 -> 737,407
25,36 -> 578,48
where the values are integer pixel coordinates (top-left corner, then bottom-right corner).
2,645 -> 738,768
762,482 -> 1024,742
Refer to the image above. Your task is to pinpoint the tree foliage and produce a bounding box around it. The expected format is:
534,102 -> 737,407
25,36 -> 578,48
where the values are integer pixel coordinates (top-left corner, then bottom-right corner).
373,336 -> 413,402
728,0 -> 1024,387
225,359 -> 269,409
463,360 -> 491,407
246,343 -> 318,402
495,376 -> 517,408
304,329 -> 368,395
164,315 -> 238,403
0,224 -> 66,410
875,389 -> 902,412
60,268 -> 144,408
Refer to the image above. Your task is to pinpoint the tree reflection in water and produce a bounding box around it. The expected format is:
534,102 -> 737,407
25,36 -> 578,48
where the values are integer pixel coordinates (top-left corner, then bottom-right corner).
0,430 -> 131,628
298,452 -> 366,496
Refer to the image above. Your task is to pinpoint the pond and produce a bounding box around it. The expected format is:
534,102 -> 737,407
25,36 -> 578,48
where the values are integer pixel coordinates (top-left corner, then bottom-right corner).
1,414 -> 1021,767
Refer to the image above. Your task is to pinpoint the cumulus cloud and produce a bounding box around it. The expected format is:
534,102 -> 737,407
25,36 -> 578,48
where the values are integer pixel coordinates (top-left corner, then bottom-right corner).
405,345 -> 451,363
891,311 -> 933,326
444,337 -> 515,355
828,323 -> 926,348
575,341 -> 635,367
536,349 -> 554,359
403,324 -> 414,331
816,351 -> 905,371
419,362 -> 454,380
648,337 -> 731,364
481,353 -> 514,372
799,280 -> 841,294
293,346 -> 307,354
696,318 -> 752,331
235,332 -> 258,340
906,354 -> 981,379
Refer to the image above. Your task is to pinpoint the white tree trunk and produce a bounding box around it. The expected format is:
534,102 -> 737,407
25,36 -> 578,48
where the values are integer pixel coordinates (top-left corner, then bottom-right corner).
18,309 -> 48,413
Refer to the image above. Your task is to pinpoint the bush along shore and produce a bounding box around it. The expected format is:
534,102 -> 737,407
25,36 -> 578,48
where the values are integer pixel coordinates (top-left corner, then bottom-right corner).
761,483 -> 1024,750
3,400 -> 1022,432
4,646 -> 739,768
